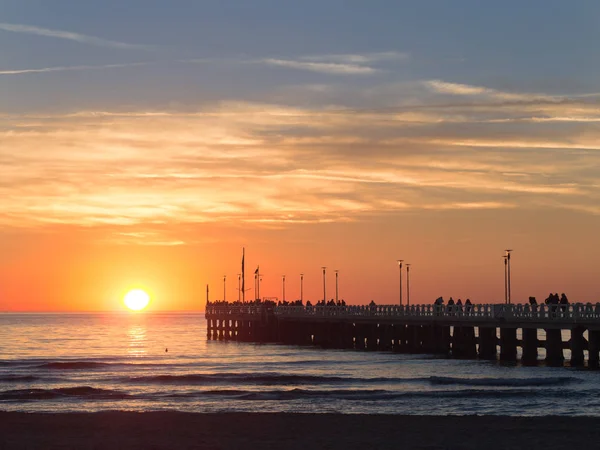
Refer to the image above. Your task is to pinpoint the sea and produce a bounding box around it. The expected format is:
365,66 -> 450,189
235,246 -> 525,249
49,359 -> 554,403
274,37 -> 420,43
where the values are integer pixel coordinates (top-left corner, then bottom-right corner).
0,313 -> 598,416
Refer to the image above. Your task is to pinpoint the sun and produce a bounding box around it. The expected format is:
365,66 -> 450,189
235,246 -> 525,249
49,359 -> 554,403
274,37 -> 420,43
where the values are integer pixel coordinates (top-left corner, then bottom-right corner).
124,289 -> 150,311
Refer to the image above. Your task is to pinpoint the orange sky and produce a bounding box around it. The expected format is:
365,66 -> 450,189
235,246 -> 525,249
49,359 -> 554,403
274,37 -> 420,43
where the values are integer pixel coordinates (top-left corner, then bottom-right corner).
2,10 -> 600,311
1,205 -> 599,311
2,102 -> 600,311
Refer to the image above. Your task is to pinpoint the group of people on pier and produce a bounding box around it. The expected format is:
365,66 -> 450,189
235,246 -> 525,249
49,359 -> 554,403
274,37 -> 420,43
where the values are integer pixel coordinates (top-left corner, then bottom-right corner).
434,297 -> 473,309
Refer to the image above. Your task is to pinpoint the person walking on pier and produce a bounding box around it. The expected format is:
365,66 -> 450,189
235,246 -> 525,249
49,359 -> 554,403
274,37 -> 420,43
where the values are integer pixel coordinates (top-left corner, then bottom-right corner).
465,298 -> 472,314
560,293 -> 569,315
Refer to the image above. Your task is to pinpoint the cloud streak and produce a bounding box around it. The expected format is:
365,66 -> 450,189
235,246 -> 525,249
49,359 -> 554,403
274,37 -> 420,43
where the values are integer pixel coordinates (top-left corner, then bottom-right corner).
0,22 -> 150,50
2,79 -> 599,243
0,62 -> 150,76
262,58 -> 378,75
261,51 -> 407,75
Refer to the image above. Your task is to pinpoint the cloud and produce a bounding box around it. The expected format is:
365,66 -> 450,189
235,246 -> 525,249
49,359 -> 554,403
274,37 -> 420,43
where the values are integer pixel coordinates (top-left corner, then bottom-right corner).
301,51 -> 409,64
0,62 -> 150,76
261,58 -> 378,75
0,22 -> 150,50
260,51 -> 407,75
2,79 -> 600,243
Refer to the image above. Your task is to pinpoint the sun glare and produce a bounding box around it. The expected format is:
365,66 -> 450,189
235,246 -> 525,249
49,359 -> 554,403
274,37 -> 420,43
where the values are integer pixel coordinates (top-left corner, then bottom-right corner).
124,289 -> 150,311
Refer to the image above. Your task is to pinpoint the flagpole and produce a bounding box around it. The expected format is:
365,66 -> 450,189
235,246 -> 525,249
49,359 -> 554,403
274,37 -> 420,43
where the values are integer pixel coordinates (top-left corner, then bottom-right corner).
241,247 -> 245,303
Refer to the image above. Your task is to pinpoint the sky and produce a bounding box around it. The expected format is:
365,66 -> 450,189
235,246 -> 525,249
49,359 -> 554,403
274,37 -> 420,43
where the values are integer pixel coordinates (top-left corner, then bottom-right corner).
1,0 -> 600,311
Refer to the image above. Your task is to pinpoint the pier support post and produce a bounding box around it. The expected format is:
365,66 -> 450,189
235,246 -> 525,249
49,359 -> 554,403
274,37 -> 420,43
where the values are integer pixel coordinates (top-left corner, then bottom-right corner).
366,324 -> 378,351
545,328 -> 564,366
407,325 -> 421,353
207,319 -> 213,339
570,326 -> 585,367
439,326 -> 451,355
522,328 -> 538,365
478,327 -> 497,360
354,325 -> 365,350
393,324 -> 407,352
589,329 -> 600,369
379,324 -> 393,351
499,327 -> 517,362
453,327 -> 476,358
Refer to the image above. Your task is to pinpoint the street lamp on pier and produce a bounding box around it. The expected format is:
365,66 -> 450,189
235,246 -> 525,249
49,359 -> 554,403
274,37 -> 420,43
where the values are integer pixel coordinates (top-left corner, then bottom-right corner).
300,273 -> 304,303
406,264 -> 411,306
397,260 -> 404,306
321,267 -> 327,302
335,270 -> 339,303
282,275 -> 286,302
505,249 -> 513,304
223,275 -> 226,302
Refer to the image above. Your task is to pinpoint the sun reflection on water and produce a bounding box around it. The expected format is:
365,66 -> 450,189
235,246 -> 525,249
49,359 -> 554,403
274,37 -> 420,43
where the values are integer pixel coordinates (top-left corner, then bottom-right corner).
127,324 -> 147,357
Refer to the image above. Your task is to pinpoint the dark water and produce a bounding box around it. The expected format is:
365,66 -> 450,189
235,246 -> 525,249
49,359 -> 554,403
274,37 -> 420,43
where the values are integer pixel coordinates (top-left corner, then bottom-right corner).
0,313 -> 598,415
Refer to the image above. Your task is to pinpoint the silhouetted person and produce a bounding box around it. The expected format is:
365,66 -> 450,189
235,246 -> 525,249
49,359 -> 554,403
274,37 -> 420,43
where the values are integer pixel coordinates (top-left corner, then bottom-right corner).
560,293 -> 569,313
447,298 -> 455,306
529,296 -> 537,305
465,298 -> 472,314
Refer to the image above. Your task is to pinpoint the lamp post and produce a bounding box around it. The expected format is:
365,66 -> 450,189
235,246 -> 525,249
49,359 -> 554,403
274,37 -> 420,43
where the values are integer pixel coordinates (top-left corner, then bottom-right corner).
223,275 -> 226,302
254,272 -> 258,301
397,260 -> 404,306
503,255 -> 508,304
505,249 -> 513,304
282,275 -> 286,302
321,267 -> 327,302
406,264 -> 411,306
335,270 -> 339,303
300,273 -> 304,303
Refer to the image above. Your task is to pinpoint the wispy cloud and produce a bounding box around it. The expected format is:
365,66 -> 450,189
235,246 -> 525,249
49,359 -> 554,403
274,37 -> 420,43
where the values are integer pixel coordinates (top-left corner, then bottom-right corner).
2,79 -> 600,243
262,58 -> 377,75
261,51 -> 407,75
302,51 -> 409,64
0,62 -> 150,76
0,22 -> 150,50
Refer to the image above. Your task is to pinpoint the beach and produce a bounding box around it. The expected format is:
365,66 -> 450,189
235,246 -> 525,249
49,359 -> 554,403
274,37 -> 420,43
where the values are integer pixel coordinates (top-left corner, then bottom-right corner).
1,412 -> 599,449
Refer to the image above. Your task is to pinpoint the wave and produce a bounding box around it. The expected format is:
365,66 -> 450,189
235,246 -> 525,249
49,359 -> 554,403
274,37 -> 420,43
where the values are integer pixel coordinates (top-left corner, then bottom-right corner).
0,375 -> 40,383
36,362 -> 112,370
429,376 -> 581,387
164,387 -> 597,402
0,387 -> 132,401
1,385 -> 595,403
121,373 -> 582,389
123,373 -> 419,385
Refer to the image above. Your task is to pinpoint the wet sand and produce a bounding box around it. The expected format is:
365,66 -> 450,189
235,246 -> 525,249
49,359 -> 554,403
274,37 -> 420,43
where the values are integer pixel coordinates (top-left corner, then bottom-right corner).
0,412 -> 598,449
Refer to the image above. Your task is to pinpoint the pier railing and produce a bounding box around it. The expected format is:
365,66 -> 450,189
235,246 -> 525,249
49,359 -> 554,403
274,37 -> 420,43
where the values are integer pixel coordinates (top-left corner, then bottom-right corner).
206,303 -> 600,323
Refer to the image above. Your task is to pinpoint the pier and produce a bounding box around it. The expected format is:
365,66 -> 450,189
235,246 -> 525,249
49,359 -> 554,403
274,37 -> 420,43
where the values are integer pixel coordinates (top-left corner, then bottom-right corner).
205,302 -> 600,367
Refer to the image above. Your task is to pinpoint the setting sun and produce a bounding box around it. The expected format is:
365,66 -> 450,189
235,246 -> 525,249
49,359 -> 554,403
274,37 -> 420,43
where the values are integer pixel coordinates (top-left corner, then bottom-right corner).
124,289 -> 150,311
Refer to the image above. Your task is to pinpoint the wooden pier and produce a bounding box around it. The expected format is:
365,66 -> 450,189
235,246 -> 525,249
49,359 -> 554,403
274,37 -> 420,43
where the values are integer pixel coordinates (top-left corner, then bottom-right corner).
205,302 -> 600,367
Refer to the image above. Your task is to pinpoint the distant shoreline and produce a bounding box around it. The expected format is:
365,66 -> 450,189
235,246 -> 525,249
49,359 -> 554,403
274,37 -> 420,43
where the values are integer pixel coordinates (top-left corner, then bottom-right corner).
1,412 -> 599,449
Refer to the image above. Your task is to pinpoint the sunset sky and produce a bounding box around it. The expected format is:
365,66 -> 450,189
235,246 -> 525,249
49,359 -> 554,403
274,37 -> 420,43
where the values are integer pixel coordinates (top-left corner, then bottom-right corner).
1,0 -> 599,311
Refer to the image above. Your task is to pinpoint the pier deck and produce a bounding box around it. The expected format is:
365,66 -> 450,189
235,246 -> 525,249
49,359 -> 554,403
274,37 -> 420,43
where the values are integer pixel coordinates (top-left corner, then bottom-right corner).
205,302 -> 600,367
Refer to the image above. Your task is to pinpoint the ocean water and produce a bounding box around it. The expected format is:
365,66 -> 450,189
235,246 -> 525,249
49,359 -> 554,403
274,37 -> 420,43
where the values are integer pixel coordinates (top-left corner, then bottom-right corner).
0,313 -> 598,416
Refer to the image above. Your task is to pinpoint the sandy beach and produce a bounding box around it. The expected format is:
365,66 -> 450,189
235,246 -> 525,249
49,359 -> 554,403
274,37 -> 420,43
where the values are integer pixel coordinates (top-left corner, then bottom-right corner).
0,412 -> 598,449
